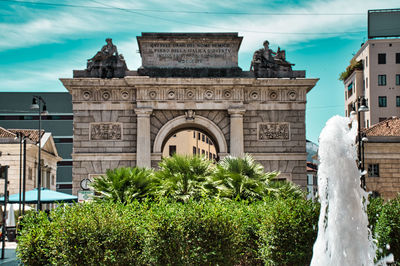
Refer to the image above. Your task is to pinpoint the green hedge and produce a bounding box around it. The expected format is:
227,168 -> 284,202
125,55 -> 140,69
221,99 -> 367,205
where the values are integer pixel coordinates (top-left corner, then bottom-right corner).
374,195 -> 400,264
17,198 -> 319,265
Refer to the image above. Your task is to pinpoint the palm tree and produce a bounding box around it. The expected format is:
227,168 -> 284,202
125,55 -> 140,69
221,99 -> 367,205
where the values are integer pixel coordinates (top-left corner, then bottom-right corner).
90,167 -> 156,203
211,154 -> 278,201
266,180 -> 305,200
156,154 -> 215,202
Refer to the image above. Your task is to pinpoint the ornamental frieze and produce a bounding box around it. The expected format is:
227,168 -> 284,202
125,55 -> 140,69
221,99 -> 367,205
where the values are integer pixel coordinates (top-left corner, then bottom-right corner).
74,88 -> 135,101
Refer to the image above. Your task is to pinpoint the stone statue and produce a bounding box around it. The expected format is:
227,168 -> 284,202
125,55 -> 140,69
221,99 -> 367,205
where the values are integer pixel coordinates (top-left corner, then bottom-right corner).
84,38 -> 128,78
250,40 -> 296,78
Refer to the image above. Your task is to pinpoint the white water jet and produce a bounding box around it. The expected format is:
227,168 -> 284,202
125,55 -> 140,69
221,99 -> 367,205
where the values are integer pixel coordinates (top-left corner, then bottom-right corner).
310,115 -> 388,266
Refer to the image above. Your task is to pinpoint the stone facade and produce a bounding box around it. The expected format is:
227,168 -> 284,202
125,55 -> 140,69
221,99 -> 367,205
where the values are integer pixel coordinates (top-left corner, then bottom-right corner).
0,130 -> 61,200
61,33 -> 317,195
365,141 -> 400,199
61,77 -> 317,195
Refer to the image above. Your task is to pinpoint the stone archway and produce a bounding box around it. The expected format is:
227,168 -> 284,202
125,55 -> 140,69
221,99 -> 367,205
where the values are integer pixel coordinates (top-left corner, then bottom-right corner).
153,115 -> 228,157
61,32 -> 319,195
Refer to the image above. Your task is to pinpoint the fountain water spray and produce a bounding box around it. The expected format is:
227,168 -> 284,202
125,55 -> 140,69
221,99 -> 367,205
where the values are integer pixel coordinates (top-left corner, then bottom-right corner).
310,115 -> 392,265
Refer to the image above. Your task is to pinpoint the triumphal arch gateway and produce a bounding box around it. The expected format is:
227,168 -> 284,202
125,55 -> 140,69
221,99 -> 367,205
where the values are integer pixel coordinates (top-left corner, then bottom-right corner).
61,33 -> 318,195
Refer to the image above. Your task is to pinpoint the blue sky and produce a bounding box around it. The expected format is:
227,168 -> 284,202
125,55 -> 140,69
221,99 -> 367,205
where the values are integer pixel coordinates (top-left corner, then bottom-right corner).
0,0 -> 399,143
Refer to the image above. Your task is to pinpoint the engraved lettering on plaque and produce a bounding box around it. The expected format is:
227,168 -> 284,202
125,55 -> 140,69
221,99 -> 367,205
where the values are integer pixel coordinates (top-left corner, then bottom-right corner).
257,122 -> 290,141
90,123 -> 122,141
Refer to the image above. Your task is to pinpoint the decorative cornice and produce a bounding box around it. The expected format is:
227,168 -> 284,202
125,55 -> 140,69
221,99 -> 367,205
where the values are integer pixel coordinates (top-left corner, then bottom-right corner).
72,153 -> 136,161
250,153 -> 307,161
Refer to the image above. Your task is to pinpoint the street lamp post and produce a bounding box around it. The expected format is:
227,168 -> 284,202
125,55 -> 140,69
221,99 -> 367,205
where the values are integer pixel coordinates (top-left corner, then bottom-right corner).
351,96 -> 369,190
31,96 -> 48,211
14,132 -> 25,215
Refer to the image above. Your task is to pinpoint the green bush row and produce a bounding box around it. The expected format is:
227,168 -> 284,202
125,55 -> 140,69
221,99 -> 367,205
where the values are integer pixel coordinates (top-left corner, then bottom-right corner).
17,198 -> 319,266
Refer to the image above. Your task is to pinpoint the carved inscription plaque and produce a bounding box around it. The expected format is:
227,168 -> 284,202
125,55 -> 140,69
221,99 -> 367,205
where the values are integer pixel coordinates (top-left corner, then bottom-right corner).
90,123 -> 122,141
258,122 -> 290,141
137,33 -> 242,68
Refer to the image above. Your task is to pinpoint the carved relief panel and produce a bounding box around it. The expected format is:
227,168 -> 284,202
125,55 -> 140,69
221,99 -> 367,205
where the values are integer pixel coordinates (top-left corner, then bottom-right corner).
90,122 -> 123,140
257,122 -> 290,141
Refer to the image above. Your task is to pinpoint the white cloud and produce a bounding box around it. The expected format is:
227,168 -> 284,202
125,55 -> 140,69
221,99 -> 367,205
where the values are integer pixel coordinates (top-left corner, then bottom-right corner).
173,0 -> 400,52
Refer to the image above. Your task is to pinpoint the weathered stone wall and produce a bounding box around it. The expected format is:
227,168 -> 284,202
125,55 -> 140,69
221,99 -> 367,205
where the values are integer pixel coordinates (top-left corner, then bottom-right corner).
243,110 -> 305,153
73,110 -> 137,153
61,77 -> 318,195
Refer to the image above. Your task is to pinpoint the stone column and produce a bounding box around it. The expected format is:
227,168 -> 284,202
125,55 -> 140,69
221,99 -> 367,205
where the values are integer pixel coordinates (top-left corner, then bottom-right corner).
135,108 -> 153,168
228,108 -> 246,157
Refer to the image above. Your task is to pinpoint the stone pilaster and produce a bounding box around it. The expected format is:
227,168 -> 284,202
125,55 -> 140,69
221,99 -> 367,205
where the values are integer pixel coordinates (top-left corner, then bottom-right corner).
228,108 -> 246,157
135,108 -> 153,168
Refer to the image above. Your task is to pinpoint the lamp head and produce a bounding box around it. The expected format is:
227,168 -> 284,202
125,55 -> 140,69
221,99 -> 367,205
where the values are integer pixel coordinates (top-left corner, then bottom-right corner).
41,104 -> 49,115
359,97 -> 369,112
30,98 -> 39,110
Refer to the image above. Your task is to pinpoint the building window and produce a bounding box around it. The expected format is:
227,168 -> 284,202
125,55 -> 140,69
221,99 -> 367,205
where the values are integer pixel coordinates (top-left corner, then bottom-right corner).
202,149 -> 205,155
169,145 -> 176,156
202,134 -> 205,142
28,167 -> 32,180
379,117 -> 386,122
366,56 -> 368,67
378,53 -> 386,64
378,96 -> 387,107
396,53 -> 400,64
206,137 -> 209,144
396,74 -> 400,86
397,96 -> 400,107
368,164 -> 379,177
347,82 -> 353,97
366,77 -> 368,89
193,131 -> 196,138
193,146 -> 196,155
378,75 -> 386,86
198,132 -> 200,140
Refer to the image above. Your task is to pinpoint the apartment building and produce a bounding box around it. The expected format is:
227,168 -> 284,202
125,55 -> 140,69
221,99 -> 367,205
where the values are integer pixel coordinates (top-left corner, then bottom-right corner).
162,130 -> 217,160
344,38 -> 400,128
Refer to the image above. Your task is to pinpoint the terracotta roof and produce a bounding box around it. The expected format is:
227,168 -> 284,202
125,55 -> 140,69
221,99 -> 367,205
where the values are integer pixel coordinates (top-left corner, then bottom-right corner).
8,129 -> 45,143
364,117 -> 400,137
0,127 -> 16,138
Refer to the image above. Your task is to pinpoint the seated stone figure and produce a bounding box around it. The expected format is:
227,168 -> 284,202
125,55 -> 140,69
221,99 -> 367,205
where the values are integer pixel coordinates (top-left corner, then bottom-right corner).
250,40 -> 295,78
85,38 -> 128,78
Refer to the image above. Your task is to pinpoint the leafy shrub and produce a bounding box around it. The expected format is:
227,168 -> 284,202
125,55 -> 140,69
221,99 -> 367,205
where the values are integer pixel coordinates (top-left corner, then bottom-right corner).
258,197 -> 320,265
156,154 -> 215,202
375,195 -> 400,264
90,167 -> 157,203
17,202 -> 148,265
211,154 -> 278,201
367,196 -> 384,235
339,58 -> 363,81
17,199 -> 320,265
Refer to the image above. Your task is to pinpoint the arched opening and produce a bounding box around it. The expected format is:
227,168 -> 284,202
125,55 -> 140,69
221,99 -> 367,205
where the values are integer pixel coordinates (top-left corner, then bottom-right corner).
162,128 -> 219,160
153,115 -> 228,160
